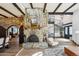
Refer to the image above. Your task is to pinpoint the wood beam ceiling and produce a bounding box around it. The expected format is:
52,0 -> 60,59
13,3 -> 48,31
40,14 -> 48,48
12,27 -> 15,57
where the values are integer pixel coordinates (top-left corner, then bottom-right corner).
12,3 -> 25,15
0,6 -> 17,17
0,3 -> 77,17
49,3 -> 77,15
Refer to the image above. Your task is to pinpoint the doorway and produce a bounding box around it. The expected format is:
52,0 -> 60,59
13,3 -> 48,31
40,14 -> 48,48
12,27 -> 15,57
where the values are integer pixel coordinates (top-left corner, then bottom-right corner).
7,25 -> 19,38
7,25 -> 19,46
64,25 -> 72,39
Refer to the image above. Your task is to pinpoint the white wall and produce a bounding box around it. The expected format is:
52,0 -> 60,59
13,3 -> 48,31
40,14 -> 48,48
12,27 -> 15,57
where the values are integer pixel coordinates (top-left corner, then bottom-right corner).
72,9 -> 79,45
55,26 -> 61,37
62,15 -> 72,24
48,15 -> 61,37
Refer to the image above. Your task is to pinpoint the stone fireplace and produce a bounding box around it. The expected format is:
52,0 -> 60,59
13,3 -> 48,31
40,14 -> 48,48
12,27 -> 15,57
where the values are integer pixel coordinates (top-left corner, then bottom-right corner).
23,8 -> 48,48
23,29 -> 48,48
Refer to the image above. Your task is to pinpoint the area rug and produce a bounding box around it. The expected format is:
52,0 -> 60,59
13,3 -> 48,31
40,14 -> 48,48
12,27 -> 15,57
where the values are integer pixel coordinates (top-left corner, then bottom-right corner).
43,42 -> 71,56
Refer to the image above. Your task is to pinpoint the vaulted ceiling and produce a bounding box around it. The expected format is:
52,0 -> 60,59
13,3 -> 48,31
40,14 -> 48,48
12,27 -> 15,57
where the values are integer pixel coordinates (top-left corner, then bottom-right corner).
0,3 -> 78,18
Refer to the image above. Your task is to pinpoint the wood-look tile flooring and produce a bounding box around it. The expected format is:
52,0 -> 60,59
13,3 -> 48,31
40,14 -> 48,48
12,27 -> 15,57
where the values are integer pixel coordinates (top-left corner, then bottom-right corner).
17,48 -> 45,56
0,37 -> 44,56
0,37 -> 22,56
0,37 -> 77,56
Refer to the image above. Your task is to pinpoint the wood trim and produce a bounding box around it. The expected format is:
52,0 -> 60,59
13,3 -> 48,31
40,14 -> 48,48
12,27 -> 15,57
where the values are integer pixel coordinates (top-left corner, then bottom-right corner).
43,3 -> 47,13
12,3 -> 25,15
0,6 -> 17,17
53,3 -> 62,13
63,3 -> 77,13
0,14 -> 8,18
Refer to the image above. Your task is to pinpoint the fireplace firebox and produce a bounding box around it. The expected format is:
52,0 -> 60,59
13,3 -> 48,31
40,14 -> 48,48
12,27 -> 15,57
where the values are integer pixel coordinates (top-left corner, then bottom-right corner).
27,34 -> 39,42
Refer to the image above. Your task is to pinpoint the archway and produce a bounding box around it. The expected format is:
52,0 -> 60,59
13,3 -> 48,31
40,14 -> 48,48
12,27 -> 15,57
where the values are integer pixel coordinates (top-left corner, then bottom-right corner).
6,25 -> 20,46
7,25 -> 19,38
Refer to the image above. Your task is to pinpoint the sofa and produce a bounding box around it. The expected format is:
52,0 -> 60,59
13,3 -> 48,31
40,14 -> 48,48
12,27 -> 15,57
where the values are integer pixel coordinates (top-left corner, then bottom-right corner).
47,38 -> 59,46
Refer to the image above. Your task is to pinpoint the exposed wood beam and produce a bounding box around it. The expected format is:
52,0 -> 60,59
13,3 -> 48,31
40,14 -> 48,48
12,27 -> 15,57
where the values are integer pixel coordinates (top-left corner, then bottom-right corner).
12,3 -> 25,15
48,12 -> 73,15
0,6 -> 17,17
43,3 -> 47,13
63,22 -> 72,25
30,3 -> 33,9
53,3 -> 62,13
0,14 -> 8,18
63,3 -> 77,13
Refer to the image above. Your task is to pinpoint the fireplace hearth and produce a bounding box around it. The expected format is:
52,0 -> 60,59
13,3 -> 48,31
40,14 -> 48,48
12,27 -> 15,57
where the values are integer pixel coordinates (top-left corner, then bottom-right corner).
27,34 -> 39,42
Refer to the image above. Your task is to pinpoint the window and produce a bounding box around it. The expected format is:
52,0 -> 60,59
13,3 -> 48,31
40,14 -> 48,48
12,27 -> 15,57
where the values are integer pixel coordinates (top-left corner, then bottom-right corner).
65,27 -> 68,35
69,26 -> 72,35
